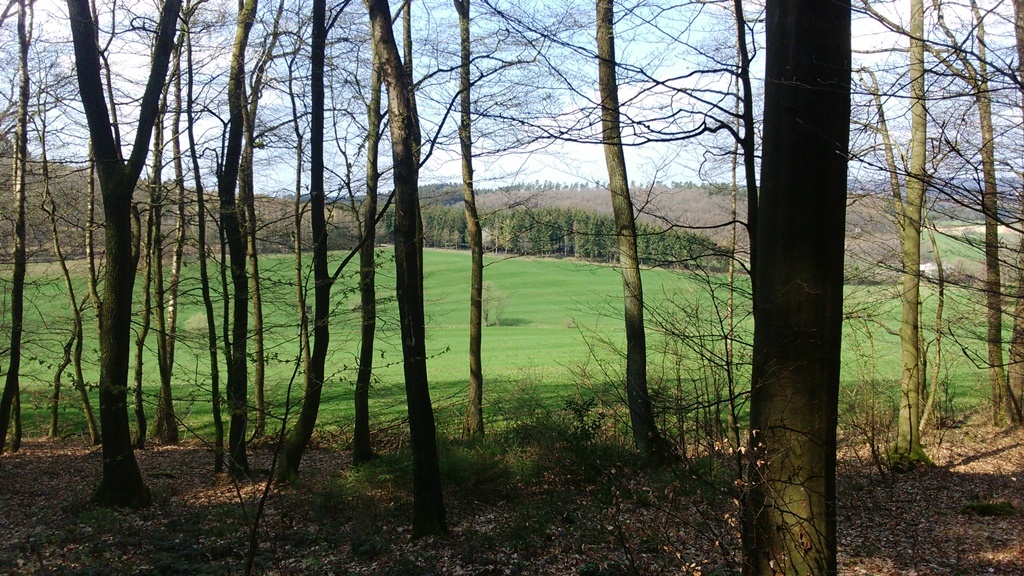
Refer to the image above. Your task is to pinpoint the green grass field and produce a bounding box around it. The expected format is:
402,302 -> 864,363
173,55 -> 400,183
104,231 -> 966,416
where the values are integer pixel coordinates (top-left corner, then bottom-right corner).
2,247 -> 992,441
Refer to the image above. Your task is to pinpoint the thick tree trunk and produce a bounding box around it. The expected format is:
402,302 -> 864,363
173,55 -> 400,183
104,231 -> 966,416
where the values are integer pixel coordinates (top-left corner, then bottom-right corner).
0,0 -> 31,454
741,2 -> 850,575
354,41 -> 383,465
596,0 -> 663,455
368,0 -> 448,537
278,0 -> 331,482
67,0 -> 180,506
455,0 -> 484,439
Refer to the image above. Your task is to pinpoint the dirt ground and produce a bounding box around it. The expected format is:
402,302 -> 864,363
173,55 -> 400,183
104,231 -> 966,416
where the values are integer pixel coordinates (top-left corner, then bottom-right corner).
1,424 -> 1021,575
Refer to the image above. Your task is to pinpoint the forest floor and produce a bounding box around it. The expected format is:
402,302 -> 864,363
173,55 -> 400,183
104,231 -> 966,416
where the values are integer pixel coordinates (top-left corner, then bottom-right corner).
0,422 -> 1022,576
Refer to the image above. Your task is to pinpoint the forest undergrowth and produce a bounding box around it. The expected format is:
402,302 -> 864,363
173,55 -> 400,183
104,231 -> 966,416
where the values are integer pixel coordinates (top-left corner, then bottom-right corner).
0,417 -> 1021,576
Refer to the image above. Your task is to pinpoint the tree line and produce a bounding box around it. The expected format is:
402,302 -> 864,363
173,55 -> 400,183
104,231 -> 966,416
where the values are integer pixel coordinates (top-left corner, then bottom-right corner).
380,203 -> 730,270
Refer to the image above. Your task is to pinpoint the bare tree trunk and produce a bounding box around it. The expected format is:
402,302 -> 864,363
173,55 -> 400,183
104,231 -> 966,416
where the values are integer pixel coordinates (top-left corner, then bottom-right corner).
930,0 -> 1020,426
285,50 -> 311,421
39,98 -> 101,443
278,0 -> 331,482
219,0 -> 259,478
354,41 -> 382,464
0,0 -> 31,454
151,82 -> 180,445
455,0 -> 484,439
741,2 -> 850,574
41,117 -> 99,442
920,224 -> 945,433
368,0 -> 447,537
184,3 -> 224,473
67,0 -> 181,507
731,0 -> 758,279
163,35 -> 188,445
894,0 -> 927,463
596,0 -> 663,455
1008,0 -> 1024,423
133,194 -> 154,450
240,94 -> 265,440
971,3 -> 1019,426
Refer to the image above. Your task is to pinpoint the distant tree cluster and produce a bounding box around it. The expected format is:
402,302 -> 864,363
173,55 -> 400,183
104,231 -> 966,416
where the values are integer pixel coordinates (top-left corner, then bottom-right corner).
376,204 -> 728,271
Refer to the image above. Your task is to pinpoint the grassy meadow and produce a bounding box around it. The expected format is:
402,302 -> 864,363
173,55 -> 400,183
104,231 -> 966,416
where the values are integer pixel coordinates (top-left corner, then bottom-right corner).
3,246 -> 991,442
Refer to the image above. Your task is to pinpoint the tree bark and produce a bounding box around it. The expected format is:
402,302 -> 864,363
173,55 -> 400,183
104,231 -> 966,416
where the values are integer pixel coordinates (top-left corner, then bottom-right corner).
732,0 -> 758,282
920,225 -> 945,433
367,0 -> 448,537
970,3 -> 1019,426
150,83 -> 180,445
132,186 -> 154,449
184,4 -> 225,474
278,0 -> 331,482
741,2 -> 850,574
40,115 -> 100,443
894,0 -> 927,463
1008,0 -> 1024,421
596,0 -> 663,455
163,35 -> 188,445
219,0 -> 259,478
67,0 -> 181,507
354,40 -> 383,464
0,0 -> 31,454
455,0 -> 484,439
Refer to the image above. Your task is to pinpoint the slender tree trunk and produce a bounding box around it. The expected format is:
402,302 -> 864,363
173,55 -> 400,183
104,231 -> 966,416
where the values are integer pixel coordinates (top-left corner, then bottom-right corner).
1009,0 -> 1024,422
741,2 -> 850,574
726,72 -> 742,463
241,0 -> 283,440
40,104 -> 101,443
970,5 -> 1018,426
240,95 -> 266,439
455,0 -> 484,439
184,5 -> 225,473
133,195 -> 155,449
163,36 -> 188,444
41,121 -> 99,442
920,225 -> 945,432
368,0 -> 448,537
354,42 -> 383,464
67,0 -> 181,507
219,0 -> 259,478
596,0 -> 663,455
894,0 -> 927,463
278,0 -> 331,482
285,50 -> 311,415
931,0 -> 1020,426
732,0 -> 758,281
49,345 -> 69,437
151,85 -> 180,445
86,157 -> 101,317
0,0 -> 31,454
